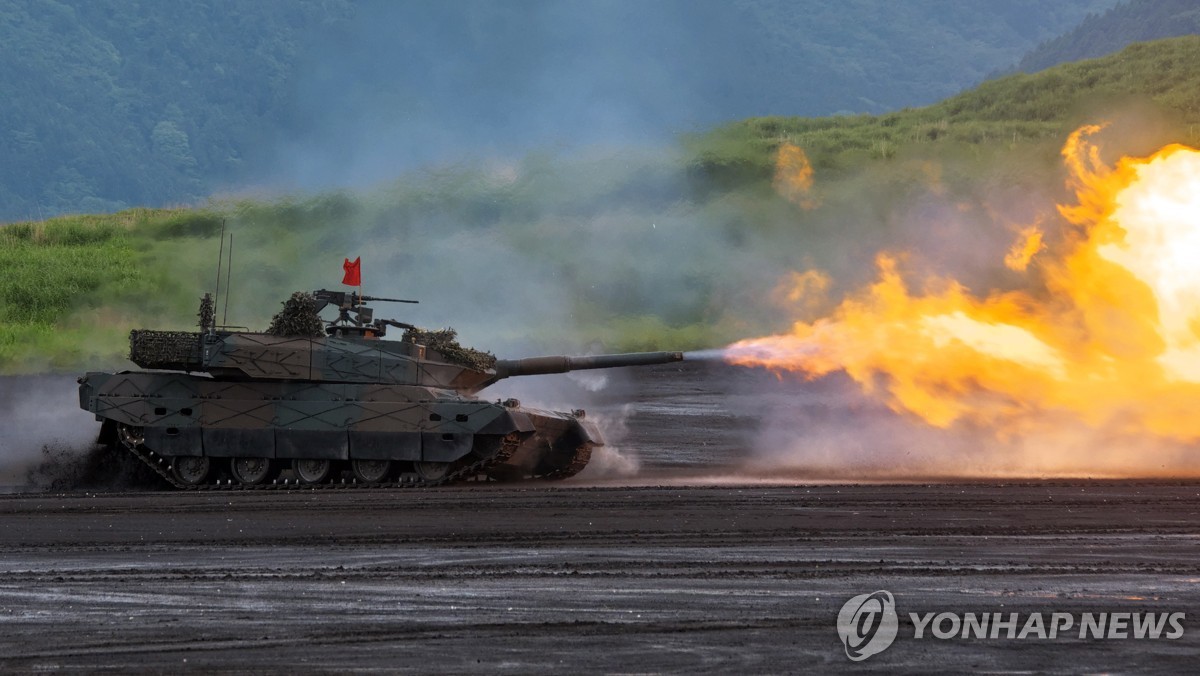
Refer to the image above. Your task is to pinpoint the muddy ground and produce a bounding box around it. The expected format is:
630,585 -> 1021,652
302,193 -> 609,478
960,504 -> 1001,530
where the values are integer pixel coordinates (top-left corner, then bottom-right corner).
0,362 -> 1198,672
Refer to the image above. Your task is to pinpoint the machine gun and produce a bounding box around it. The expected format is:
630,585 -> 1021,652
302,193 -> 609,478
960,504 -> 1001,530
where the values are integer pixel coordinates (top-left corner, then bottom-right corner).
311,289 -> 420,338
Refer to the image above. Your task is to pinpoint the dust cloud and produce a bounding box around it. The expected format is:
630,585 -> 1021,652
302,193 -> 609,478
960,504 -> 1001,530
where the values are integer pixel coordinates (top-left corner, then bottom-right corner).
0,375 -> 137,491
736,373 -> 1200,480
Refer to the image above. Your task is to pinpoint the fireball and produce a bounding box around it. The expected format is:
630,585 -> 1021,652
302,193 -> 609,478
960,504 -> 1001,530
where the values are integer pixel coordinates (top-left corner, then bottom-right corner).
728,126 -> 1200,441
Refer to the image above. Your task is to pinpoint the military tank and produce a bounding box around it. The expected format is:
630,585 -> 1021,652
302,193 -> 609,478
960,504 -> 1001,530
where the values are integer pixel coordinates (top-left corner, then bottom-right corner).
77,290 -> 681,489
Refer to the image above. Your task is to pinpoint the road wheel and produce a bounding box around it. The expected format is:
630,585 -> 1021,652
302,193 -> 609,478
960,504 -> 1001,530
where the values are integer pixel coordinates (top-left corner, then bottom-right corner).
171,456 -> 211,486
414,461 -> 451,483
293,458 -> 334,484
351,459 -> 393,484
229,457 -> 278,486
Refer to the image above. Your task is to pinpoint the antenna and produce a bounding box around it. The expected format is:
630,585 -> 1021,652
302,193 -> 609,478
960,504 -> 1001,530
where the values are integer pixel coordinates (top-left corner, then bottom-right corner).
213,219 -> 226,313
222,232 -> 234,326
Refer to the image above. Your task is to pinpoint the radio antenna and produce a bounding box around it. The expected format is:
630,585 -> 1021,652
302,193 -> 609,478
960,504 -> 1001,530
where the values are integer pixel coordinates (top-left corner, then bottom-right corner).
213,219 -> 226,312
222,232 -> 234,326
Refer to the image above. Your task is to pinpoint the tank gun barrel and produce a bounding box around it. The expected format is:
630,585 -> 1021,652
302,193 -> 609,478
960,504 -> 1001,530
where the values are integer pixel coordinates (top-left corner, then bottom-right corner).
494,351 -> 683,379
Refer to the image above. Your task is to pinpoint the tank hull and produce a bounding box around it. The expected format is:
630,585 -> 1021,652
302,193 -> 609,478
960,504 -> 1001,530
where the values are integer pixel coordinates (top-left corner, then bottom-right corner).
78,371 -> 600,488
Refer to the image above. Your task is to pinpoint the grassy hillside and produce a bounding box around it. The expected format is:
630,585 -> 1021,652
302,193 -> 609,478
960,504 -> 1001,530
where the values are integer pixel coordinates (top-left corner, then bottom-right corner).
5,36 -> 1200,374
686,36 -> 1200,188
0,209 -> 222,370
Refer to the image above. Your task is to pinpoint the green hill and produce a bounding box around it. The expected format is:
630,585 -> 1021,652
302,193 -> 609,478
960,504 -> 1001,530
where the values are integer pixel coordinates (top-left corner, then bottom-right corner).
1014,0 -> 1200,73
687,36 -> 1200,189
5,36 -> 1200,374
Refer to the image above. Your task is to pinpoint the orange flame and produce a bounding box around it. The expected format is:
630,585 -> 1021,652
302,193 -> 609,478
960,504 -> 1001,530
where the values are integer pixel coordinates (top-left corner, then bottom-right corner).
1003,224 -> 1044,272
728,125 -> 1200,441
774,142 -> 818,209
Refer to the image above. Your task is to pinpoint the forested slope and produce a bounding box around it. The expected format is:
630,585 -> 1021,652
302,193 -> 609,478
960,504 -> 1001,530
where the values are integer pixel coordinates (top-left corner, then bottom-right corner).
0,0 -> 350,220
1015,0 -> 1200,73
0,0 -> 1112,221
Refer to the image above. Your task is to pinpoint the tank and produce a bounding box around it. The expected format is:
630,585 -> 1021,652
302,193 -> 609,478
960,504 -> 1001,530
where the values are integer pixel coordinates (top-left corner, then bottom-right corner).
77,290 -> 682,489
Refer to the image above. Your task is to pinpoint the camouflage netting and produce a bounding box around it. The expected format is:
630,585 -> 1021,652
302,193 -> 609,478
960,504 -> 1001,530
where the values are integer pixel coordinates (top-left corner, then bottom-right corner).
129,330 -> 202,370
198,293 -> 214,330
266,291 -> 325,337
403,327 -> 496,370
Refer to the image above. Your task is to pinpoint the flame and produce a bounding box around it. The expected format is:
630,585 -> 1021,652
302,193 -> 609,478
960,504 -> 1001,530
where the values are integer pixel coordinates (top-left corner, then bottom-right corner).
1003,224 -> 1044,271
728,125 -> 1200,441
774,142 -> 818,208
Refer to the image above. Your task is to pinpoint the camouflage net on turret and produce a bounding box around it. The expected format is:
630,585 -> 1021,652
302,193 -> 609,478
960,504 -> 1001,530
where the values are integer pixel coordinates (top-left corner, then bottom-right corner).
402,327 -> 496,370
129,330 -> 202,370
266,292 -> 325,337
198,294 -> 214,331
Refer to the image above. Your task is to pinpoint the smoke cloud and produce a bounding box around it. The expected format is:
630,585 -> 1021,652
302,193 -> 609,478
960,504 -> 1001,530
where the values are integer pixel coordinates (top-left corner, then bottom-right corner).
251,0 -> 1107,195
266,1 -> 747,192
734,372 -> 1200,480
0,376 -> 103,489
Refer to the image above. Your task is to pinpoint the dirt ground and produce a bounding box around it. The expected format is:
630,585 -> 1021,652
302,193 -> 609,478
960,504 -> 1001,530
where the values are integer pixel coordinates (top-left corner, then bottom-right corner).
1,363 -> 1198,672
0,483 -> 1197,673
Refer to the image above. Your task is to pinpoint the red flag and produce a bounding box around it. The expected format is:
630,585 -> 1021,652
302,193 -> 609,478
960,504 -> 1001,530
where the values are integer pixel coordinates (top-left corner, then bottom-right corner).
342,257 -> 361,286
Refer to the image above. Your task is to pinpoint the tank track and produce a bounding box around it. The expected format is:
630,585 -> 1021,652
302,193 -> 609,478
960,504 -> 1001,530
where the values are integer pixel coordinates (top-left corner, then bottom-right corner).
116,425 -> 521,491
537,442 -> 594,480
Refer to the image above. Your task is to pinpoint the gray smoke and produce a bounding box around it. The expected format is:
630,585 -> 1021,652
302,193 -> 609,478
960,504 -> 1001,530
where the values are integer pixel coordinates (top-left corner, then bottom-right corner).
0,376 -> 102,490
741,371 -> 1200,479
252,0 -> 1110,194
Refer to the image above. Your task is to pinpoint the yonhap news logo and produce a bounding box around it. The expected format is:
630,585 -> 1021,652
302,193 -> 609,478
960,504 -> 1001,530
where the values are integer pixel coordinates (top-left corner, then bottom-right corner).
837,590 -> 899,661
836,590 -> 1186,662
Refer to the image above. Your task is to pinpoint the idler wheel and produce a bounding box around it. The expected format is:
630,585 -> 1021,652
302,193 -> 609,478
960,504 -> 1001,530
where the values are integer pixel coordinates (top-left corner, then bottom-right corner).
351,459 -> 393,484
229,457 -> 278,486
414,461 -> 451,482
117,424 -> 145,448
171,457 -> 212,486
293,458 -> 334,485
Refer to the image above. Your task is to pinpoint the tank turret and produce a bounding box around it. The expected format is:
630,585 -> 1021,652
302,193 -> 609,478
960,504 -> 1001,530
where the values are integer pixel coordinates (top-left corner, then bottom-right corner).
125,290 -> 681,392
78,289 -> 683,489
